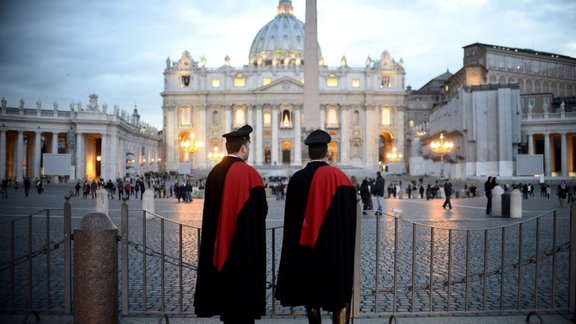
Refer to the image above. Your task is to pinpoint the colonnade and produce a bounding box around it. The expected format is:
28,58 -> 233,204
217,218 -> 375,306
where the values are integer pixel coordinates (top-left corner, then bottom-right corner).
0,129 -> 64,182
0,128 -> 162,183
527,131 -> 576,177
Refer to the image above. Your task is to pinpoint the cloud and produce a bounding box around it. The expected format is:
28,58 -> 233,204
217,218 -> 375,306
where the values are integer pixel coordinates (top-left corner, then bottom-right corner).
0,0 -> 574,130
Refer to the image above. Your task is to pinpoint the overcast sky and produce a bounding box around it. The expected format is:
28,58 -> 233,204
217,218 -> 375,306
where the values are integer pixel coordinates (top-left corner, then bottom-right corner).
1,0 -> 575,129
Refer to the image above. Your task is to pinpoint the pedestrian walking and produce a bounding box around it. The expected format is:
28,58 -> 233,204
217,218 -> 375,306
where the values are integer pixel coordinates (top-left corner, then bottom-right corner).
442,179 -> 453,210
485,176 -> 494,214
74,181 -> 81,197
194,125 -> 268,324
24,178 -> 31,197
373,171 -> 385,215
275,130 -> 357,324
558,180 -> 567,207
90,180 -> 97,199
360,179 -> 372,214
1,178 -> 8,198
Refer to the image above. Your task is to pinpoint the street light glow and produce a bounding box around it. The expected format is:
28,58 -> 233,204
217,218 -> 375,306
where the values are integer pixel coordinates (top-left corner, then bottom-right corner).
430,132 -> 454,178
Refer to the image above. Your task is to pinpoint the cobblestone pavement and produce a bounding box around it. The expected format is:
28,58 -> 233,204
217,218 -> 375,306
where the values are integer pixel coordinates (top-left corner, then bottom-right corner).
0,181 -> 574,323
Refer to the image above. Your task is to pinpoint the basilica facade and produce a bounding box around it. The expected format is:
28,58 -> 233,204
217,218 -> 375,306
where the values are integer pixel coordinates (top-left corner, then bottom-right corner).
161,0 -> 406,176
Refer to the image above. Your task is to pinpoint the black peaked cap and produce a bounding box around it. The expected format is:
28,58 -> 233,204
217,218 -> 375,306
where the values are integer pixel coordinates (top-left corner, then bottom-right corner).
304,129 -> 331,145
223,124 -> 253,141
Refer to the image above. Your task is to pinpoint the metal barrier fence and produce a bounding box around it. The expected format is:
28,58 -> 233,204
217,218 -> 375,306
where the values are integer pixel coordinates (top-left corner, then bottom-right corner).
0,200 -> 72,316
357,209 -> 574,318
1,200 -> 575,321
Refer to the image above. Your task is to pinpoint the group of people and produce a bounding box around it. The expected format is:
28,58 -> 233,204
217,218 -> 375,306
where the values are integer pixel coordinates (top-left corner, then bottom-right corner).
75,178 -> 147,200
358,175 -> 458,214
194,125 -> 357,324
1,177 -> 41,198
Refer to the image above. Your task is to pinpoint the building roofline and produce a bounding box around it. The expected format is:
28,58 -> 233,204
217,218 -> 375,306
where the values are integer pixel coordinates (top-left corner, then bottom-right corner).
463,42 -> 576,62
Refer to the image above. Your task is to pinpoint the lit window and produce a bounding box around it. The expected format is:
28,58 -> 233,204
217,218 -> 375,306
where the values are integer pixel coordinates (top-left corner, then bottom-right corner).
280,109 -> 292,128
234,74 -> 246,87
327,74 -> 338,87
211,79 -> 220,87
381,76 -> 391,88
352,79 -> 360,88
263,77 -> 272,86
234,108 -> 246,126
181,75 -> 190,87
409,120 -> 415,127
180,107 -> 191,126
263,111 -> 271,126
326,108 -> 338,128
381,107 -> 391,126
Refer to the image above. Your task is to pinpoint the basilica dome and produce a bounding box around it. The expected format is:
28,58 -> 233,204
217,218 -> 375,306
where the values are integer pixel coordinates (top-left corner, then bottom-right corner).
248,0 -> 321,67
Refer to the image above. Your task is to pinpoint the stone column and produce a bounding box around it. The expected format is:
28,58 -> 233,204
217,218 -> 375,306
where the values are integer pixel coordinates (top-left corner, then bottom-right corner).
52,132 -> 59,153
101,134 -> 109,181
255,105 -> 264,166
544,133 -> 551,177
247,105 -> 254,165
0,130 -> 6,179
320,104 -> 326,130
293,105 -> 302,165
339,105 -> 349,164
16,131 -> 24,182
527,133 -> 534,155
76,133 -> 84,180
224,105 -> 232,134
108,132 -> 118,180
561,132 -> 568,177
271,104 -> 279,166
33,131 -> 41,179
164,105 -> 177,172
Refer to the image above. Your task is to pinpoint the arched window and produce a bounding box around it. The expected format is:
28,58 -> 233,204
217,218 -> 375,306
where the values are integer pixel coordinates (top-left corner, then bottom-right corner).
280,109 -> 292,128
234,108 -> 246,127
180,106 -> 191,126
328,142 -> 338,163
353,110 -> 360,125
212,110 -> 219,126
326,107 -> 338,128
380,107 -> 391,126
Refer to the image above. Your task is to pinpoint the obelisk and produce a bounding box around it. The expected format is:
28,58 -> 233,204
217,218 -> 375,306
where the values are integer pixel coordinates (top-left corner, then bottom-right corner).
303,0 -> 320,130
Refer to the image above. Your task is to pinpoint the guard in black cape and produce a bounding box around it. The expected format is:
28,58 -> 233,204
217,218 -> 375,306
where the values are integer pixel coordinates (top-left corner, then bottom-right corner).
194,125 -> 268,324
275,129 -> 358,324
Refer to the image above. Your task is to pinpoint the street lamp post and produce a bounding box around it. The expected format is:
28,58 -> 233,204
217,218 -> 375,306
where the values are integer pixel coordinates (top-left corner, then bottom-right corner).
430,132 -> 454,179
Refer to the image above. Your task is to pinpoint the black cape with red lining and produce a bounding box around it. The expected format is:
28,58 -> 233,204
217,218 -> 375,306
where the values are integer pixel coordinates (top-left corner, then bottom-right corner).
194,156 -> 268,320
275,161 -> 357,311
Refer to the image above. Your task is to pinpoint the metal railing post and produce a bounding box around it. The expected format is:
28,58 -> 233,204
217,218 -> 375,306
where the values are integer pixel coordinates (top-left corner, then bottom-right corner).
352,204 -> 361,317
64,197 -> 72,314
121,200 -> 129,315
570,202 -> 576,314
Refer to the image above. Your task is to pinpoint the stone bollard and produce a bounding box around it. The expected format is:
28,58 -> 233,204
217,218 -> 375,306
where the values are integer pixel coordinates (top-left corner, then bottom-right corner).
74,212 -> 118,324
510,189 -> 522,218
492,185 -> 504,217
142,190 -> 155,219
96,188 -> 109,215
